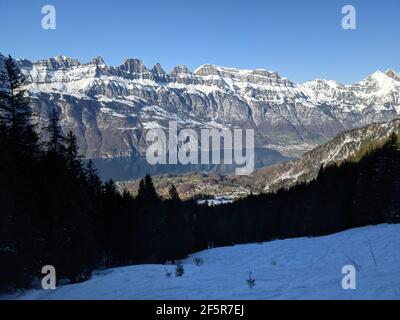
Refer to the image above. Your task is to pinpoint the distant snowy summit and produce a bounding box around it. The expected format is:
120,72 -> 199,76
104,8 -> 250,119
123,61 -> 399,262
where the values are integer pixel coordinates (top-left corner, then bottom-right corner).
1,53 -> 400,160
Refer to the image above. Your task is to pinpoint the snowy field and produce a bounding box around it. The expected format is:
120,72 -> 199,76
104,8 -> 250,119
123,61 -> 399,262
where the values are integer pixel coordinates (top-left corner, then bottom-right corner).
5,224 -> 400,300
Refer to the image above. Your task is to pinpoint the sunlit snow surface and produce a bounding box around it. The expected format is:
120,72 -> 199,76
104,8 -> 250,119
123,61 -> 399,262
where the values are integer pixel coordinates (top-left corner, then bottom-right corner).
8,224 -> 400,300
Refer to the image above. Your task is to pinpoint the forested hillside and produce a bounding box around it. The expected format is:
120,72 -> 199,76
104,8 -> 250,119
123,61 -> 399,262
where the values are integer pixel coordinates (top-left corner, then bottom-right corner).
1,56 -> 399,293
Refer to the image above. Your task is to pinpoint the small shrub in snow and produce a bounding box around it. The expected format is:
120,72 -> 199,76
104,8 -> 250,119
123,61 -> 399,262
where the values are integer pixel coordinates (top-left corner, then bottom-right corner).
193,257 -> 204,266
247,271 -> 255,288
175,264 -> 184,277
165,269 -> 172,278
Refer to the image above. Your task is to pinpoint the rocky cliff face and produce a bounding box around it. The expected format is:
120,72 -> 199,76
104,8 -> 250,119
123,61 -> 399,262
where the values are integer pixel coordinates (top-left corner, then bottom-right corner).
1,53 -> 400,160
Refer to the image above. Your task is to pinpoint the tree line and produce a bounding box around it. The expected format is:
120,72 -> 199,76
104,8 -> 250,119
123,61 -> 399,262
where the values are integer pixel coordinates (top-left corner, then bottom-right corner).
1,55 -> 399,293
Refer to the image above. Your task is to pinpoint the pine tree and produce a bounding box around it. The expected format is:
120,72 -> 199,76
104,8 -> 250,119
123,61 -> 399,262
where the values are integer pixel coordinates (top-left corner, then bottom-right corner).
168,184 -> 180,202
45,108 -> 66,155
86,159 -> 103,194
65,131 -> 83,179
137,178 -> 145,197
104,179 -> 118,195
381,133 -> 400,222
0,55 -> 41,290
144,174 -> 158,200
0,55 -> 38,158
165,183 -> 186,263
137,174 -> 158,202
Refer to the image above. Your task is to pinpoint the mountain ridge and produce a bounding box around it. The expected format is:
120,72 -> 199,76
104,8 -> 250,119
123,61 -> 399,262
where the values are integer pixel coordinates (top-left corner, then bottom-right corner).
1,53 -> 400,161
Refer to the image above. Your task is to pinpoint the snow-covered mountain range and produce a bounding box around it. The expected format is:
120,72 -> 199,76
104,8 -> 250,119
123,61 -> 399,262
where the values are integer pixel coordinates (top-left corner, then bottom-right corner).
1,53 -> 400,159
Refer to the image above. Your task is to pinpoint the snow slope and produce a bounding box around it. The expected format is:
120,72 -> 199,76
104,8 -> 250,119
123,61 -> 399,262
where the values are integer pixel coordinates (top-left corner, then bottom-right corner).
8,224 -> 400,300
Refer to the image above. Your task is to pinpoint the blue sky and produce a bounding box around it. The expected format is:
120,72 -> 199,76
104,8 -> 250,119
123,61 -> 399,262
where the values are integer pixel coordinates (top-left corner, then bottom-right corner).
0,0 -> 399,84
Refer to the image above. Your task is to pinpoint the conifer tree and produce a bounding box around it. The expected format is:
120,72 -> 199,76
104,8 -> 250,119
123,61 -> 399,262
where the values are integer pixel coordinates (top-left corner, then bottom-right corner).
137,178 -> 145,198
65,131 -> 83,179
168,184 -> 180,202
45,108 -> 66,155
0,55 -> 41,290
86,159 -> 103,194
137,174 -> 158,202
165,183 -> 186,262
0,55 -> 39,159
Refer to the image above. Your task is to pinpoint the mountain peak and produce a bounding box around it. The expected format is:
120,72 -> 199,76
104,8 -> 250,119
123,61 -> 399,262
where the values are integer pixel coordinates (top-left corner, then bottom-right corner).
193,64 -> 294,87
119,58 -> 148,74
368,70 -> 395,84
42,56 -> 80,69
91,56 -> 105,65
152,62 -> 166,75
194,64 -> 221,76
371,70 -> 386,76
302,78 -> 343,87
385,69 -> 399,80
170,65 -> 192,76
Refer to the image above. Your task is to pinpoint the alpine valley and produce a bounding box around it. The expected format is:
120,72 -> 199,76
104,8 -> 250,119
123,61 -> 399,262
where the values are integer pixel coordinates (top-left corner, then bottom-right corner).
117,118 -> 400,200
2,53 -> 400,180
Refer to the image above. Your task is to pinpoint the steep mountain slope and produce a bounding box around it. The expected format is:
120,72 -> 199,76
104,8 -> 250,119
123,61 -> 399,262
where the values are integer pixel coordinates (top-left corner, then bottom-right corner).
9,224 -> 400,300
260,118 -> 400,192
1,53 -> 400,160
118,118 -> 400,199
